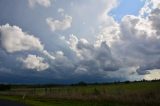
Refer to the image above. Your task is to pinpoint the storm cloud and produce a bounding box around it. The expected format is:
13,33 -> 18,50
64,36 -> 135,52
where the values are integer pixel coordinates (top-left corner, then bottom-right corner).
0,0 -> 160,83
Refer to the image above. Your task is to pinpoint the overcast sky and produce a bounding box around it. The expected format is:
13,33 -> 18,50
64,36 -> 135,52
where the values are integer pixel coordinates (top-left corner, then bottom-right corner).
0,0 -> 160,84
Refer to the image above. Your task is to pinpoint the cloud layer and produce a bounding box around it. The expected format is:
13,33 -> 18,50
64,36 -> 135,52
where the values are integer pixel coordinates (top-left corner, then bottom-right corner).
0,0 -> 160,83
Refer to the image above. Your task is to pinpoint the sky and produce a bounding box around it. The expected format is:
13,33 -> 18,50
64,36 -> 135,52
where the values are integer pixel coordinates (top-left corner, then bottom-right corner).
0,0 -> 160,84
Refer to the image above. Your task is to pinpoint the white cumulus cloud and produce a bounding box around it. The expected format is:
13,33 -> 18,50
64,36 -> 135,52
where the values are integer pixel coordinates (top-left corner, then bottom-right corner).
46,15 -> 72,32
28,0 -> 52,8
0,24 -> 44,53
19,54 -> 49,71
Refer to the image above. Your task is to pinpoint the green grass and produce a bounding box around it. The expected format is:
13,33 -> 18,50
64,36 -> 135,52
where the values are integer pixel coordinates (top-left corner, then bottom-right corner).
0,81 -> 160,106
0,95 -> 126,106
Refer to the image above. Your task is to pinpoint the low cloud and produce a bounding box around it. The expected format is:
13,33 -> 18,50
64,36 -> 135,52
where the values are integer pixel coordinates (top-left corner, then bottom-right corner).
107,2 -> 160,75
0,24 -> 56,62
63,35 -> 120,73
46,15 -> 72,32
19,54 -> 49,71
28,0 -> 52,8
0,24 -> 44,53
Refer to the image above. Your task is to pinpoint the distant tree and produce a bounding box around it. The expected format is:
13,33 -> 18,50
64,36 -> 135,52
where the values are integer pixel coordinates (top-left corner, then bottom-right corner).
142,79 -> 146,82
77,81 -> 87,86
0,84 -> 11,91
114,81 -> 120,84
124,81 -> 130,84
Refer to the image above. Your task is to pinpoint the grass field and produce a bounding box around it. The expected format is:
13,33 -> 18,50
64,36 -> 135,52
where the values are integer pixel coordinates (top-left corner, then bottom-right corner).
0,81 -> 160,106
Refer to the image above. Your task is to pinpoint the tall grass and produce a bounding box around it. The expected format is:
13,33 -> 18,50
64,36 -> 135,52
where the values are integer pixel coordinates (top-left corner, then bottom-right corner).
0,81 -> 160,106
